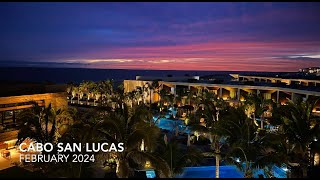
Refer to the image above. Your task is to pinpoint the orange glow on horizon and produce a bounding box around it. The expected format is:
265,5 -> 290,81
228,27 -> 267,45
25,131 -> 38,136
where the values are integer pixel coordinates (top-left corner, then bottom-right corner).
72,41 -> 320,72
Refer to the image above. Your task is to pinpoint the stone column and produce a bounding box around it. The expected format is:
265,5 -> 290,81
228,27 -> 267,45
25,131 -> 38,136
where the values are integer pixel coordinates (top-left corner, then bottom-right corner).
230,89 -> 236,99
276,90 -> 279,103
237,88 -> 241,101
257,89 -> 260,95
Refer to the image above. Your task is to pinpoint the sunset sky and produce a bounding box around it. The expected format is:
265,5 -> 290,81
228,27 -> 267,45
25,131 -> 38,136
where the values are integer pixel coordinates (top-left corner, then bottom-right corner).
1,2 -> 320,72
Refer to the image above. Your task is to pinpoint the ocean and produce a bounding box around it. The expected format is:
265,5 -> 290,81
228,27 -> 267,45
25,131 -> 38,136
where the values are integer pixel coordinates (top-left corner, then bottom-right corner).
0,67 -> 281,85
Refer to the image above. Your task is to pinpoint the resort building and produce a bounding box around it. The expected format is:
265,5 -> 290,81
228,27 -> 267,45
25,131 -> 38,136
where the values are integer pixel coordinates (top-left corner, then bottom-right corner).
299,67 -> 320,76
0,83 -> 68,151
123,74 -> 320,112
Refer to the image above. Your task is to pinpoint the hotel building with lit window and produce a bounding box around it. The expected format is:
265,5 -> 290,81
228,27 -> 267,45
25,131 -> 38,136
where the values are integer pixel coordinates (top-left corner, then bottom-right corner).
0,83 -> 68,150
124,73 -> 320,112
299,67 -> 320,76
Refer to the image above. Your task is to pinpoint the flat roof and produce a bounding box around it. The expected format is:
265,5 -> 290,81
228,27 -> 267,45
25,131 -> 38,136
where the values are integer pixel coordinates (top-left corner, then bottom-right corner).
236,72 -> 320,81
167,80 -> 320,92
0,82 -> 67,97
130,79 -> 320,95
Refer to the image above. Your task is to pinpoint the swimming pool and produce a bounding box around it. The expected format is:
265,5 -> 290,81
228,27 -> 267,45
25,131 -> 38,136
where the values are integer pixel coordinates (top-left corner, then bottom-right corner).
175,166 -> 243,178
153,117 -> 191,134
175,165 -> 287,178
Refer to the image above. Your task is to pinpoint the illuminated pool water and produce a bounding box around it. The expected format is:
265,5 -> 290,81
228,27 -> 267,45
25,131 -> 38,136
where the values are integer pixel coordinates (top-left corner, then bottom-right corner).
176,165 -> 287,178
175,165 -> 287,178
175,166 -> 243,178
153,117 -> 191,134
145,165 -> 286,178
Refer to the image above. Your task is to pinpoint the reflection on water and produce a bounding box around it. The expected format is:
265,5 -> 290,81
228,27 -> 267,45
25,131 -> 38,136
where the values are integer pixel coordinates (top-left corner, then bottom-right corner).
175,165 -> 287,178
153,117 -> 191,134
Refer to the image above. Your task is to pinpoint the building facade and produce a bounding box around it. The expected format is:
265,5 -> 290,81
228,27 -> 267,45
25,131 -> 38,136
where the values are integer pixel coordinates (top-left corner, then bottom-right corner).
0,84 -> 68,149
124,74 -> 320,112
299,67 -> 320,76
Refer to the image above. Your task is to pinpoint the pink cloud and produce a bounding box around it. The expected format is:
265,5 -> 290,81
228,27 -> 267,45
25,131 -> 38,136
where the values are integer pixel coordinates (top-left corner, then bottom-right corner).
62,40 -> 320,72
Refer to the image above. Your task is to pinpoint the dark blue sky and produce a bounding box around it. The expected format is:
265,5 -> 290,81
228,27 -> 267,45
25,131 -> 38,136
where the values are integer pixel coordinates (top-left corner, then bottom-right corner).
1,2 -> 320,71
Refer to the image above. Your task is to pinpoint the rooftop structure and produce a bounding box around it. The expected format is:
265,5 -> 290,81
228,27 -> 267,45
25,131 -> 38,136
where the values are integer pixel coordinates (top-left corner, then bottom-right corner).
124,74 -> 320,112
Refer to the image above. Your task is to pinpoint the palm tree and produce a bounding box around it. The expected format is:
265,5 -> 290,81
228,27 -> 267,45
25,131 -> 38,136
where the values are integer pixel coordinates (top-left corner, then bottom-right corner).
42,107 -> 103,178
133,89 -> 142,105
66,82 -> 75,97
55,108 -> 75,138
190,86 -> 207,108
71,86 -> 80,104
115,82 -> 124,95
144,80 -> 161,107
189,90 -> 218,127
124,91 -> 134,107
189,115 -> 224,178
92,87 -> 101,106
215,106 -> 259,178
271,98 -> 320,177
183,88 -> 193,106
159,88 -> 167,108
79,81 -> 88,103
214,138 -> 222,178
215,105 -> 303,178
86,81 -> 97,105
98,103 -> 170,178
16,103 -> 59,144
78,81 -> 91,104
146,82 -> 153,106
215,97 -> 229,111
151,80 -> 161,103
53,121 -> 101,178
124,89 -> 143,108
159,88 -> 174,109
244,93 -> 274,129
114,82 -> 126,106
209,132 -> 225,178
155,136 -> 203,177
97,80 -> 113,106
15,103 -> 74,176
252,130 -> 291,178
136,84 -> 149,105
